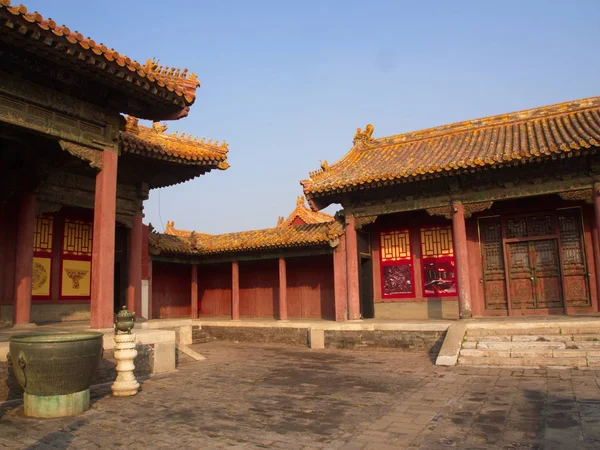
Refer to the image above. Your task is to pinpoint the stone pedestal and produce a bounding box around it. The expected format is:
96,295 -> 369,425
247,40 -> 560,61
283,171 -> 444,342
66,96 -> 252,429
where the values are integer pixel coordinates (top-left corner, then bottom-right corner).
24,389 -> 89,418
111,333 -> 140,397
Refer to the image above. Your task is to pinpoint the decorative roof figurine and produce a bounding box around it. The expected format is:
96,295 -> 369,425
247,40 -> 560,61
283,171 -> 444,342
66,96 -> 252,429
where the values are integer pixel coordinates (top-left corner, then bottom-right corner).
353,124 -> 375,145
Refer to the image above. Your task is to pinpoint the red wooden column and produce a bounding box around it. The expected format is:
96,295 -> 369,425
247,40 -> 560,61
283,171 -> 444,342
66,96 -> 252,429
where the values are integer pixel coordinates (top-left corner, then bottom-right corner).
90,150 -> 118,329
345,215 -> 361,320
278,257 -> 288,321
231,261 -> 240,320
147,258 -> 153,319
593,184 -> 600,300
333,235 -> 348,321
451,201 -> 472,319
191,264 -> 198,319
13,194 -> 36,324
127,214 -> 143,317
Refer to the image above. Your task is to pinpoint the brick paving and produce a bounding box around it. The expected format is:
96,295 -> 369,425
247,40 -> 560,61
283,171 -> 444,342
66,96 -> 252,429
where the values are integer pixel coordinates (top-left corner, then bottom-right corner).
1,342 -> 600,449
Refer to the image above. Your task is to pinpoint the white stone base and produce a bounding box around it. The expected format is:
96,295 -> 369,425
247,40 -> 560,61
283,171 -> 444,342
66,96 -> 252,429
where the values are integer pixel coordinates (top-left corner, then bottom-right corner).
111,333 -> 140,397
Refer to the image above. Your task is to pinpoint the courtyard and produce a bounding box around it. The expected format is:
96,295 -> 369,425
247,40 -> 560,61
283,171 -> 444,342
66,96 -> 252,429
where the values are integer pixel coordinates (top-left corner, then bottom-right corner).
1,342 -> 599,449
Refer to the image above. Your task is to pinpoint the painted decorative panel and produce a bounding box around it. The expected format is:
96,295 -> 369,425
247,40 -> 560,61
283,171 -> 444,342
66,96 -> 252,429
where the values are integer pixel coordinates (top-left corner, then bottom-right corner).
380,229 -> 414,298
32,257 -> 51,297
61,259 -> 91,297
420,226 -> 456,297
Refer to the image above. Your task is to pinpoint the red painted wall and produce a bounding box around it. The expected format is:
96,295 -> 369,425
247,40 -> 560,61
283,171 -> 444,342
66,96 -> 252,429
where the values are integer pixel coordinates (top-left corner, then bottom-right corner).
151,261 -> 191,318
239,260 -> 279,318
152,254 -> 339,320
286,255 -> 335,319
198,263 -> 232,317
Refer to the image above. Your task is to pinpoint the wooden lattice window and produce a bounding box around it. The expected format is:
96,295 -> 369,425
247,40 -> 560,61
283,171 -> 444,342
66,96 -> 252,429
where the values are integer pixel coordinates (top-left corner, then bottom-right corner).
380,229 -> 414,298
63,219 -> 93,256
420,225 -> 456,297
32,216 -> 54,299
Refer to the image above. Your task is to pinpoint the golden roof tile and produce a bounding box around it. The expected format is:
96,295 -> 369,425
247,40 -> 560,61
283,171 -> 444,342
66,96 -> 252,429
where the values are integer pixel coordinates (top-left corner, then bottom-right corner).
302,96 -> 600,203
0,1 -> 200,116
149,220 -> 345,257
120,116 -> 229,168
277,196 -> 334,227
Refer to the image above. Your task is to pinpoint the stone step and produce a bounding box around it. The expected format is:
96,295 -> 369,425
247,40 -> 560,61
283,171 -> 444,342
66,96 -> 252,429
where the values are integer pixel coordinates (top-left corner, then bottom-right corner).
466,328 -> 562,336
569,341 -> 600,349
458,355 -> 588,367
477,341 -> 567,350
464,335 -> 512,342
460,348 -> 600,358
559,327 -> 600,335
460,349 -> 511,358
193,337 -> 216,344
463,334 -> 600,343
511,335 -> 574,342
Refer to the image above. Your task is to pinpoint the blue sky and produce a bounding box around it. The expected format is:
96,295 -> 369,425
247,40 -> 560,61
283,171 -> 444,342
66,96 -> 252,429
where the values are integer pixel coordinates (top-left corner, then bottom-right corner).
27,0 -> 600,233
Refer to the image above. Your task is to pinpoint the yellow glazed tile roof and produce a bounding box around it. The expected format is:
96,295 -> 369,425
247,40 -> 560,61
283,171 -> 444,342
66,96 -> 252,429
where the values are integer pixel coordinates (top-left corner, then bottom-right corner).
0,1 -> 200,113
277,196 -> 334,227
120,116 -> 229,168
149,220 -> 344,257
302,96 -> 600,200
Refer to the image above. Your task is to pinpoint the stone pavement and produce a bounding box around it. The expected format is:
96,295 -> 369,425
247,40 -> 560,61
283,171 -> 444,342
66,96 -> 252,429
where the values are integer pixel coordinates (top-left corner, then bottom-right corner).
1,342 -> 600,449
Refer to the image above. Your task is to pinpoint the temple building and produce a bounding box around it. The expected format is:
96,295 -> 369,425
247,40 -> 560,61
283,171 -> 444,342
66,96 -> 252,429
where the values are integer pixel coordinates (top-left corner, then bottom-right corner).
0,1 -> 229,327
148,197 -> 346,320
302,96 -> 600,320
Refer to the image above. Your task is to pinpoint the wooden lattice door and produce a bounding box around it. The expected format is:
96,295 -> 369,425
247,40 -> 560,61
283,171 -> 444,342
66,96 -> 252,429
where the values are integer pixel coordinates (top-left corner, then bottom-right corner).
480,210 -> 590,314
558,210 -> 591,307
532,239 -> 563,309
479,217 -> 508,310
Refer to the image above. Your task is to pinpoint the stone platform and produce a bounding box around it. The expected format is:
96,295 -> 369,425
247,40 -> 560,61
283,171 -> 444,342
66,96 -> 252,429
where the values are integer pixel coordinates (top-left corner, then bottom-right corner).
193,318 -> 451,355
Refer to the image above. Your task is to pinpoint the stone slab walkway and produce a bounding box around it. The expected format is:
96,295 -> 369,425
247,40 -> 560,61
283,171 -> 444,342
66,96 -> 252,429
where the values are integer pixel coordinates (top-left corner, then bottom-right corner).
1,341 -> 600,449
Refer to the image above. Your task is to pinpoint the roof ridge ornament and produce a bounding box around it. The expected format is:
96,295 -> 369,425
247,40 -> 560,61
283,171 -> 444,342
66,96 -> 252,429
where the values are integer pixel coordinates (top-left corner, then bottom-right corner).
353,124 -> 375,145
124,116 -> 140,134
296,196 -> 305,206
152,122 -> 167,134
144,58 -> 197,81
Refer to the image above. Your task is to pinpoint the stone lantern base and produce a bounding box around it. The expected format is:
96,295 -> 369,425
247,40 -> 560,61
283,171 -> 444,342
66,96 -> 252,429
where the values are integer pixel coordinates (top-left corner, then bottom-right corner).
111,333 -> 140,397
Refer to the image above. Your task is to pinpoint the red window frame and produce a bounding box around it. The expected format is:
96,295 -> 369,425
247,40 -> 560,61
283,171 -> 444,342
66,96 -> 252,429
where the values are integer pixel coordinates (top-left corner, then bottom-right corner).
419,225 -> 457,297
59,216 -> 94,301
379,228 -> 415,299
32,215 -> 54,300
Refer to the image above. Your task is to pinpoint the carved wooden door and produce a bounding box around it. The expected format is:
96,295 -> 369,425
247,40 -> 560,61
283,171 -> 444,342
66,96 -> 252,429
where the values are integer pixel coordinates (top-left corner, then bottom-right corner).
507,239 -> 563,310
507,241 -> 536,310
479,218 -> 508,311
558,211 -> 591,307
532,239 -> 562,309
